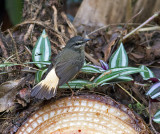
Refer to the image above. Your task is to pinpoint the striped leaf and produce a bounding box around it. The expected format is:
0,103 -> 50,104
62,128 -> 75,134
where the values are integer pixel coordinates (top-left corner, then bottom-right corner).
0,62 -> 19,68
81,65 -> 102,73
101,76 -> 133,86
108,75 -> 133,83
109,42 -> 128,69
153,110 -> 160,124
139,65 -> 155,80
32,30 -> 51,68
60,80 -> 95,89
146,82 -> 160,99
24,61 -> 51,65
35,68 -> 48,83
94,67 -> 146,86
0,61 -> 51,68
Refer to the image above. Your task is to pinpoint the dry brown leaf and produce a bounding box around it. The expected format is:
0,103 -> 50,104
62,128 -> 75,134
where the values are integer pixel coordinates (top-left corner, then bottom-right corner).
102,33 -> 119,61
0,78 -> 24,112
0,91 -> 15,112
0,79 -> 23,98
130,52 -> 145,59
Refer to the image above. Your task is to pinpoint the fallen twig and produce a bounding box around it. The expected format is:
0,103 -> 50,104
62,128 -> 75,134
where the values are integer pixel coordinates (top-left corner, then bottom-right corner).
52,5 -> 58,32
117,83 -> 145,108
122,11 -> 160,41
132,87 -> 148,106
149,100 -> 159,134
7,29 -> 21,63
87,23 -> 154,37
24,4 -> 42,42
51,32 -> 66,48
138,26 -> 160,32
0,38 -> 8,58
85,52 -> 100,66
61,12 -> 77,36
12,20 -> 68,40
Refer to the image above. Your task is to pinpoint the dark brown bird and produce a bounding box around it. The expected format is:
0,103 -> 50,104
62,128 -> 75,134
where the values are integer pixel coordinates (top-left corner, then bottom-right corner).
31,36 -> 90,100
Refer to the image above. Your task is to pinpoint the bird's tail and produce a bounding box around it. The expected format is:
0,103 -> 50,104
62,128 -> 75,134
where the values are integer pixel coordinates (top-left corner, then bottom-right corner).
31,68 -> 59,100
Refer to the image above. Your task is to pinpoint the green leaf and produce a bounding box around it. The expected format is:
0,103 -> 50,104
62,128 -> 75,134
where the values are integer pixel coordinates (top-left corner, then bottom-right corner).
0,61 -> 51,68
109,42 -> 128,69
60,80 -> 95,89
35,68 -> 48,83
101,76 -> 133,86
109,75 -> 133,83
81,65 -> 102,73
153,110 -> 160,124
32,30 -> 51,68
94,67 -> 146,85
0,62 -> 19,68
146,82 -> 160,99
139,65 -> 155,80
24,61 -> 51,65
0,72 -> 9,75
5,0 -> 23,25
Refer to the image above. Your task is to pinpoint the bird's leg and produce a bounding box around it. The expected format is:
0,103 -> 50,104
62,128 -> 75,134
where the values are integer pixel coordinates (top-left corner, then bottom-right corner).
66,82 -> 74,97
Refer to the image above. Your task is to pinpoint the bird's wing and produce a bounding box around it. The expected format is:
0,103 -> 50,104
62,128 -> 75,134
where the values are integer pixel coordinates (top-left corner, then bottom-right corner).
55,57 -> 83,86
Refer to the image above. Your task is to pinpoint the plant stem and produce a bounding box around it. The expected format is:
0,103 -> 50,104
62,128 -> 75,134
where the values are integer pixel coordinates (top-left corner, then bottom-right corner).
122,12 -> 160,41
117,83 -> 144,108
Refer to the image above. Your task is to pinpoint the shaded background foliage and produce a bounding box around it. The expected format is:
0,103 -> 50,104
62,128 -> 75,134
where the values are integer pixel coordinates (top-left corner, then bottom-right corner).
1,0 -> 160,30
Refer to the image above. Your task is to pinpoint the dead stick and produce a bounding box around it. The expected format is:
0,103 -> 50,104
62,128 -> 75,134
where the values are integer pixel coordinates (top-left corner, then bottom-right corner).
51,32 -> 66,48
132,87 -> 148,106
12,20 -> 68,40
52,5 -> 58,32
149,100 -> 159,134
61,12 -> 77,36
24,2 -> 42,42
66,82 -> 74,97
7,29 -> 21,63
85,52 -> 100,66
0,38 -> 8,58
117,83 -> 144,108
87,23 -> 154,37
122,11 -> 160,40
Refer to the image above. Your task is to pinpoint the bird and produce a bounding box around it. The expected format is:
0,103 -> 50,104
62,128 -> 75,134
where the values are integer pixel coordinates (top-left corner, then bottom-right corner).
31,36 -> 90,100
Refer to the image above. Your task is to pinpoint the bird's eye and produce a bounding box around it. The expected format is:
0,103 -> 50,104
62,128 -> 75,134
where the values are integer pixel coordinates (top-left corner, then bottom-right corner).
75,41 -> 83,46
76,42 -> 81,45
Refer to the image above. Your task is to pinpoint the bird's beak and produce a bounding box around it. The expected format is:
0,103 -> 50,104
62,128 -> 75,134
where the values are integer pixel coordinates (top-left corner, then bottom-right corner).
83,38 -> 91,42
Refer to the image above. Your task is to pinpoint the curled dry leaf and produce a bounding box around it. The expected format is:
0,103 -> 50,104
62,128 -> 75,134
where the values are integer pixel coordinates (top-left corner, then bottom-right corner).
0,79 -> 23,98
0,78 -> 24,112
130,52 -> 145,59
16,94 -> 151,134
0,92 -> 15,112
102,33 -> 119,61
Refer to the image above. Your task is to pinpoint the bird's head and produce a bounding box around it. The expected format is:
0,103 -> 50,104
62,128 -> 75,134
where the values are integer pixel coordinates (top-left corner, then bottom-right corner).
65,36 -> 90,50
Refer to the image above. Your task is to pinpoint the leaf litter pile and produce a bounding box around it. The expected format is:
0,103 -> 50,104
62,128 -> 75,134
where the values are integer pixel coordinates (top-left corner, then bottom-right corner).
0,0 -> 160,133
